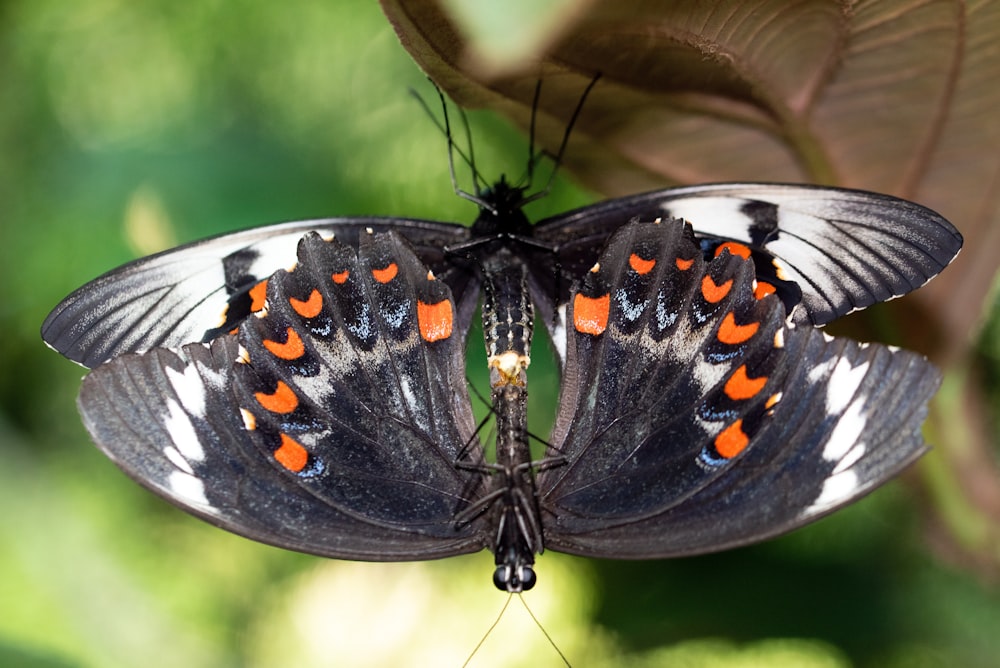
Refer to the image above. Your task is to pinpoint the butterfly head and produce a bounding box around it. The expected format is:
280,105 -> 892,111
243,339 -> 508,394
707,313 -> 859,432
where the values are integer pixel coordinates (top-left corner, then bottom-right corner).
493,544 -> 537,593
470,176 -> 532,238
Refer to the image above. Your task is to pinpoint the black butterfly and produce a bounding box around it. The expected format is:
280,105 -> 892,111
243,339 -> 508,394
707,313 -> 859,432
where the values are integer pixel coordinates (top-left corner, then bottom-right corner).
42,180 -> 961,592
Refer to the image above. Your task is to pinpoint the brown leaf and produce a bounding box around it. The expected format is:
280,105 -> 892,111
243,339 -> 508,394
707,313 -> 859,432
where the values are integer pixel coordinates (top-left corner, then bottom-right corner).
382,0 -> 1000,363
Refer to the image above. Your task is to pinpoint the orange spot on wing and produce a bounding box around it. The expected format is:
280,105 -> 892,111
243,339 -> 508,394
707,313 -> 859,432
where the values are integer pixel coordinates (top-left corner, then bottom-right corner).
715,419 -> 750,459
717,312 -> 759,345
753,281 -> 777,299
715,241 -> 752,259
249,280 -> 268,312
263,327 -> 305,360
255,380 -> 299,414
274,433 -> 308,473
724,365 -> 768,401
676,257 -> 694,271
573,293 -> 610,335
371,263 -> 398,284
417,299 -> 453,342
331,270 -> 349,284
701,275 -> 733,303
629,253 -> 656,275
289,289 -> 323,318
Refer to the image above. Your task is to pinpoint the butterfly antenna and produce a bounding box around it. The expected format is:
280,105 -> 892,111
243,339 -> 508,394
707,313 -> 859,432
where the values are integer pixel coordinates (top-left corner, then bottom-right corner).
525,79 -> 543,187
409,86 -> 489,208
462,594 -> 514,668
521,73 -> 602,207
458,104 -> 484,196
435,86 -> 494,212
519,595 -> 572,667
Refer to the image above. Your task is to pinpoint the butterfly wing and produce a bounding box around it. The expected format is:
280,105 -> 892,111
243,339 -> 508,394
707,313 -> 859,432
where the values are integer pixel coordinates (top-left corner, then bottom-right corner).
42,217 -> 473,369
77,230 -> 489,560
537,219 -> 939,558
531,183 -> 963,337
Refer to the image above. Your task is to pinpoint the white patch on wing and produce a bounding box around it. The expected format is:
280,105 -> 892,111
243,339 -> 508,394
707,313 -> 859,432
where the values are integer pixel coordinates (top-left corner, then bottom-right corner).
833,440 -> 867,475
195,354 -> 226,391
246,235 -> 305,277
167,471 -> 210,507
164,445 -> 195,474
166,364 -> 206,416
552,304 -> 567,365
164,398 -> 206,462
822,397 -> 869,463
399,374 -> 419,417
807,356 -> 836,384
806,470 -> 860,514
660,197 -> 749,235
826,357 -> 869,415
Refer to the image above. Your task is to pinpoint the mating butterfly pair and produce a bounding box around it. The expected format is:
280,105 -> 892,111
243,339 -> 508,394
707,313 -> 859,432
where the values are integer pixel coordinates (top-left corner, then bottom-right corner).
43,179 -> 961,591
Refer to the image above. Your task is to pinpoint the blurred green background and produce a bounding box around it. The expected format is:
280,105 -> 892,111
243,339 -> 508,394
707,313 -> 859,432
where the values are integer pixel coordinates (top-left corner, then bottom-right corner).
2,2 -> 998,667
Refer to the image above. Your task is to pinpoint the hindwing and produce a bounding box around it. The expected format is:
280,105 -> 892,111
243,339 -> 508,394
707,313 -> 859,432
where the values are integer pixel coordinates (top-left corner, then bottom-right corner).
537,219 -> 939,557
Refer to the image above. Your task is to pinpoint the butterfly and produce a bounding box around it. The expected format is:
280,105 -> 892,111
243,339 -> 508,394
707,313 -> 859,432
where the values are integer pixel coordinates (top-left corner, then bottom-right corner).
42,179 -> 962,592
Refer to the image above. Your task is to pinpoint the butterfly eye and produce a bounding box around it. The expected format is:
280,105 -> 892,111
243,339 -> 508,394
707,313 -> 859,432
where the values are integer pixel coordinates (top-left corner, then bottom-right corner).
492,563 -> 537,593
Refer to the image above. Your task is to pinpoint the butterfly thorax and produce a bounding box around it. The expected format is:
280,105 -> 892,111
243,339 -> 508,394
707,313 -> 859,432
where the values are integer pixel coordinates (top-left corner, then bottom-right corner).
481,248 -> 533,387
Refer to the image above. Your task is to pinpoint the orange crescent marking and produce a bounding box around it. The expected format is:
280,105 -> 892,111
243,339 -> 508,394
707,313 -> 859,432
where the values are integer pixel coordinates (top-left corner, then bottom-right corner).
629,253 -> 656,275
714,241 -> 752,259
701,275 -> 733,303
573,293 -> 610,335
715,419 -> 750,459
263,327 -> 305,360
274,433 -> 308,473
289,289 -> 323,318
417,299 -> 453,342
675,257 -> 694,271
249,280 -> 269,312
724,365 -> 768,401
331,270 -> 349,284
371,263 -> 398,284
753,281 -> 777,299
717,312 -> 759,345
255,380 -> 299,414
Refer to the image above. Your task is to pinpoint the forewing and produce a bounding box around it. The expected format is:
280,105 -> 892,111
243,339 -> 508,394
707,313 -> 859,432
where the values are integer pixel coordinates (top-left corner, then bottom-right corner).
532,183 -> 962,330
77,231 -> 488,560
537,219 -> 938,558
43,217 -> 473,368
